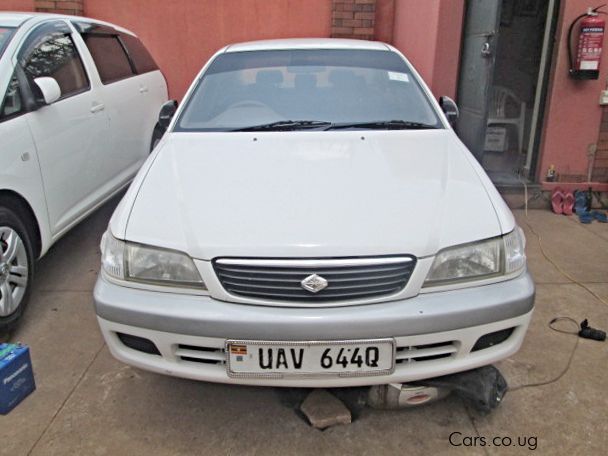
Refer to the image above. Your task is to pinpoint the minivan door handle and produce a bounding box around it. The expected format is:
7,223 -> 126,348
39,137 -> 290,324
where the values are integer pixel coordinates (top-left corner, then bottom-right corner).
90,103 -> 105,114
139,86 -> 149,94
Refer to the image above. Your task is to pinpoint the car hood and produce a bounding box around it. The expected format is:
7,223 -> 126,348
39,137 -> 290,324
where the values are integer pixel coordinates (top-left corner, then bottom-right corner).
124,130 -> 503,260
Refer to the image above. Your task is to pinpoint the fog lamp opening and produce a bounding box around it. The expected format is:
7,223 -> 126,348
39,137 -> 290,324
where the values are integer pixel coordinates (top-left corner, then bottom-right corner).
472,328 -> 515,352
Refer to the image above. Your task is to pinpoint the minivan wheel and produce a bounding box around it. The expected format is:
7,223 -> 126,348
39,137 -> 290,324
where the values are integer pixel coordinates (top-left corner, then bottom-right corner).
0,206 -> 34,333
150,124 -> 165,152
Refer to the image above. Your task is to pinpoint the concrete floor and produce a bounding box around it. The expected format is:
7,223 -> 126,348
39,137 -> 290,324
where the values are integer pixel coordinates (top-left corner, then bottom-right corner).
2,196 -> 607,455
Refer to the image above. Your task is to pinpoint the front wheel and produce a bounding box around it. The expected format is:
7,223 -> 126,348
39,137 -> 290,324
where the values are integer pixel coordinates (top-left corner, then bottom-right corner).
0,206 -> 34,334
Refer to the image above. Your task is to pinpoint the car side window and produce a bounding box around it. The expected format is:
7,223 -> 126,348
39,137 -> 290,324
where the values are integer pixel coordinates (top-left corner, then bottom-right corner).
0,74 -> 23,121
83,34 -> 135,84
22,33 -> 89,99
119,33 -> 159,74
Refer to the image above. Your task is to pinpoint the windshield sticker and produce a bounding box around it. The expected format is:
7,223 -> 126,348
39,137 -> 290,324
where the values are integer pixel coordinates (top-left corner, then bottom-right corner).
388,71 -> 409,82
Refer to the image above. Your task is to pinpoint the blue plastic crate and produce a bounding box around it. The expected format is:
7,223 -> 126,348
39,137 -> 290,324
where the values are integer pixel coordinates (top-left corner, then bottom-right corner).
0,343 -> 36,415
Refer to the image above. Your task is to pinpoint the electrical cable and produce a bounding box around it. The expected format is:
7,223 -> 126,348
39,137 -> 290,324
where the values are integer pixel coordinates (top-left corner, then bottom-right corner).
509,318 -> 580,391
524,217 -> 608,308
548,316 -> 582,335
519,177 -> 608,309
506,4 -> 608,389
508,180 -> 607,391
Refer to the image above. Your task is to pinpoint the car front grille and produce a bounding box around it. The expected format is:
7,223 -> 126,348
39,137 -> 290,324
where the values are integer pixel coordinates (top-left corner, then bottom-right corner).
395,341 -> 458,364
213,256 -> 416,302
175,344 -> 225,365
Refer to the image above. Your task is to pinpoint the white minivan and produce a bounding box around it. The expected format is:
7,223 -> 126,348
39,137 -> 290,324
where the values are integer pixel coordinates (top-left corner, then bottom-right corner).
95,39 -> 534,388
0,13 -> 168,331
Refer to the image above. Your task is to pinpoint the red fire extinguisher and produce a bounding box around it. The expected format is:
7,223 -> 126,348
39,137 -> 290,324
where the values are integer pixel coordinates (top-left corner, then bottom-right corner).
569,6 -> 606,79
568,5 -> 606,79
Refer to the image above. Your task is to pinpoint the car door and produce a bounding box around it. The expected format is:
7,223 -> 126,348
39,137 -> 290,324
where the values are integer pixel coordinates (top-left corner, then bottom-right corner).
0,70 -> 48,237
117,31 -> 168,153
19,20 -> 111,236
76,26 -> 150,177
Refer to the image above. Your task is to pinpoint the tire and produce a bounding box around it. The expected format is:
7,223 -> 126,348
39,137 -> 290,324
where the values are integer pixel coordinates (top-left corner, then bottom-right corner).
0,205 -> 34,334
150,124 -> 165,153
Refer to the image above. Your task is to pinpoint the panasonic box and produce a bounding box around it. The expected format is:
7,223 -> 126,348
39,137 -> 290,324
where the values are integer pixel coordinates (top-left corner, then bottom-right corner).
0,343 -> 35,414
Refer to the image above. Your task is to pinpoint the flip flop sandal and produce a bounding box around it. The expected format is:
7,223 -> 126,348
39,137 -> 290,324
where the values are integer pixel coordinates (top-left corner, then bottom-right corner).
578,211 -> 594,224
551,187 -> 564,214
563,191 -> 575,215
592,211 -> 608,223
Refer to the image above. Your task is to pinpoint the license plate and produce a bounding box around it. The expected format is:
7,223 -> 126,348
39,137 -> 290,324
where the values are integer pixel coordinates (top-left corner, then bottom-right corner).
226,339 -> 395,378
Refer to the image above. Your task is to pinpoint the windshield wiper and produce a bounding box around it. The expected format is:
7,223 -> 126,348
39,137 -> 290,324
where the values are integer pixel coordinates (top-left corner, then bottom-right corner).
231,120 -> 332,132
325,120 -> 439,130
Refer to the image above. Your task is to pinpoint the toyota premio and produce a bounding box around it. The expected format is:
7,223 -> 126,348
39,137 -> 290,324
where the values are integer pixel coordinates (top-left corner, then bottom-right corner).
94,39 -> 534,387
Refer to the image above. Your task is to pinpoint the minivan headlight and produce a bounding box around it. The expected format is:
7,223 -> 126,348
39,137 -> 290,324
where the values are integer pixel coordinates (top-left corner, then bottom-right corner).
101,231 -> 206,289
423,228 -> 526,287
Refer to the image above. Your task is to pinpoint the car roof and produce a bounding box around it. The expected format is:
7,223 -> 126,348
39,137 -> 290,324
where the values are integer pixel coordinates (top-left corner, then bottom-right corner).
0,11 -> 134,35
225,38 -> 390,53
0,12 -> 33,27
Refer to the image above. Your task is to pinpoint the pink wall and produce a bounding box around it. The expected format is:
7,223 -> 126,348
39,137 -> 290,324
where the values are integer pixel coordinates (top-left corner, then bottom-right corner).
85,0 -> 332,100
0,0 -> 34,11
432,0 -> 465,99
538,0 -> 607,182
392,0 -> 440,86
390,0 -> 464,99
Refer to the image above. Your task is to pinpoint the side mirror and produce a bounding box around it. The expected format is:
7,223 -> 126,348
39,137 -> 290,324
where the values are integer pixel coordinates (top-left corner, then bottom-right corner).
439,96 -> 459,126
33,77 -> 61,105
158,100 -> 178,130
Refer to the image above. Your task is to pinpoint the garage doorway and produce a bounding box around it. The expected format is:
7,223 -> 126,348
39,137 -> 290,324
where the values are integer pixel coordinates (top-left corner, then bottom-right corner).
456,0 -> 559,186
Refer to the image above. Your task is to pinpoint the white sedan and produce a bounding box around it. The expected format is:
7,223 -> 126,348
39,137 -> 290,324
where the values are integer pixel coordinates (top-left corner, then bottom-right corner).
95,39 -> 534,387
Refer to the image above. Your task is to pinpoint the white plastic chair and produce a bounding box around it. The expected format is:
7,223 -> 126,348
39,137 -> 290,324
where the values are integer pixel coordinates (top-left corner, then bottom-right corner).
486,86 -> 526,154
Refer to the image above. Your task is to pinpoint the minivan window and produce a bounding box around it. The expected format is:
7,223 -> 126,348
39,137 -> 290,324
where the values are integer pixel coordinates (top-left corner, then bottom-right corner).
0,73 -> 23,120
22,34 -> 89,99
119,33 -> 158,74
176,49 -> 442,132
83,34 -> 134,84
0,27 -> 15,58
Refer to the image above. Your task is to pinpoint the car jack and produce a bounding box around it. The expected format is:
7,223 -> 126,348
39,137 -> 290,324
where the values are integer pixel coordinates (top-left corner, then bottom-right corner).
368,365 -> 508,414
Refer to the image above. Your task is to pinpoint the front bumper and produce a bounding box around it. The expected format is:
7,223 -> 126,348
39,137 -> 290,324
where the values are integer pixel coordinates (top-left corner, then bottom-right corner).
94,272 -> 534,387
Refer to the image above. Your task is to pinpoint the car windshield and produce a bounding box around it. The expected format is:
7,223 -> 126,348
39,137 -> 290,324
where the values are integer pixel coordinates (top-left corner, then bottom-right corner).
0,27 -> 15,58
175,49 -> 442,132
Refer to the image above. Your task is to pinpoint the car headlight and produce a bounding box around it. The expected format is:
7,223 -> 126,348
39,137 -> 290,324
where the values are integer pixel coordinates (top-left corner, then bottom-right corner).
101,231 -> 206,289
423,228 -> 526,287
